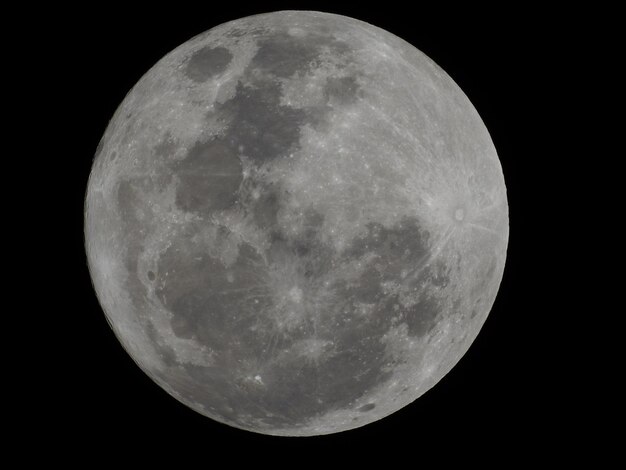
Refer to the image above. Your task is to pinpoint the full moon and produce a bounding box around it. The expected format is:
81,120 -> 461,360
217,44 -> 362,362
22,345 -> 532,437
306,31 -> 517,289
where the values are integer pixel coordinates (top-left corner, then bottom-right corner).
85,11 -> 508,436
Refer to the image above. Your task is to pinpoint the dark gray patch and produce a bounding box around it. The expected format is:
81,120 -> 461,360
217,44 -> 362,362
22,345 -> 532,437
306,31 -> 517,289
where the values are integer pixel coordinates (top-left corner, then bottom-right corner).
250,184 -> 281,229
344,217 -> 430,280
215,81 -> 308,163
147,270 -> 155,281
116,178 -> 153,225
185,46 -> 233,83
470,296 -> 483,319
404,295 -> 440,338
199,31 -> 354,167
250,31 -> 344,78
324,75 -> 361,105
358,403 -> 376,412
250,336 -> 392,427
290,210 -> 325,259
172,138 -> 243,215
470,255 -> 498,297
330,217 -> 432,330
155,225 -> 273,352
344,269 -> 383,304
116,180 -> 135,220
339,217 -> 442,339
224,28 -> 247,38
484,256 -> 497,282
152,212 -> 396,429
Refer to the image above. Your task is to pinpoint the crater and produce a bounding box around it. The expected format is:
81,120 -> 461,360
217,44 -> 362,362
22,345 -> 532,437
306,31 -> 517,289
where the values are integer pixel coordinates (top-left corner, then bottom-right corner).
358,403 -> 376,412
185,46 -> 233,83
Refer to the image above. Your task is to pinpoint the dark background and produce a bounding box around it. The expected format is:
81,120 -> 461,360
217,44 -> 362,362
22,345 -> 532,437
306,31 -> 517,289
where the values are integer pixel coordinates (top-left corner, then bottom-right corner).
28,0 -> 591,463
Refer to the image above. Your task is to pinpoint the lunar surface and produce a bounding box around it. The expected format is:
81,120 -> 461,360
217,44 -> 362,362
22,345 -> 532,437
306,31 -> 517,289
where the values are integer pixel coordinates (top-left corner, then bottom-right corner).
85,11 -> 508,436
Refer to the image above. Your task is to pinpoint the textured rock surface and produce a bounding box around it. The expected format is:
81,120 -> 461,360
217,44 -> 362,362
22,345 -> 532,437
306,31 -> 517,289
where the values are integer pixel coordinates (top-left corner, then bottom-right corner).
85,11 -> 508,436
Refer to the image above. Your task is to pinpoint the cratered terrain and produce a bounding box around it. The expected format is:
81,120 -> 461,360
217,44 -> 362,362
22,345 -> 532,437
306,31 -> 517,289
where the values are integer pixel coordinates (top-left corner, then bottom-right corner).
85,11 -> 508,436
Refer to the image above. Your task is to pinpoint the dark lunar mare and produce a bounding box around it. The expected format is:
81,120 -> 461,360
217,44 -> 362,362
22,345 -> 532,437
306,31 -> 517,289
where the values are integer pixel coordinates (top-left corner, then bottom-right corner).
170,28 -> 363,218
172,139 -> 243,214
184,46 -> 233,83
150,211 -> 446,429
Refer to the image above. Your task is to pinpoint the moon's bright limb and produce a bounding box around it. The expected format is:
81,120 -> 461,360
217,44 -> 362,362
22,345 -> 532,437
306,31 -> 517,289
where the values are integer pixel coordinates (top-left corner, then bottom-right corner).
85,11 -> 508,436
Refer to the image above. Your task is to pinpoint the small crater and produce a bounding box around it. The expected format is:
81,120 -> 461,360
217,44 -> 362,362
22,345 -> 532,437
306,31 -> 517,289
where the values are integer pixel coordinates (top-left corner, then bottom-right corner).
225,28 -> 247,38
185,46 -> 233,83
358,403 -> 376,412
225,26 -> 270,38
147,270 -> 155,281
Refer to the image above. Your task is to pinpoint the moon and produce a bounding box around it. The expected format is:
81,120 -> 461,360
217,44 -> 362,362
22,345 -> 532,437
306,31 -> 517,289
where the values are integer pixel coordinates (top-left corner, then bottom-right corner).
85,11 -> 508,436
